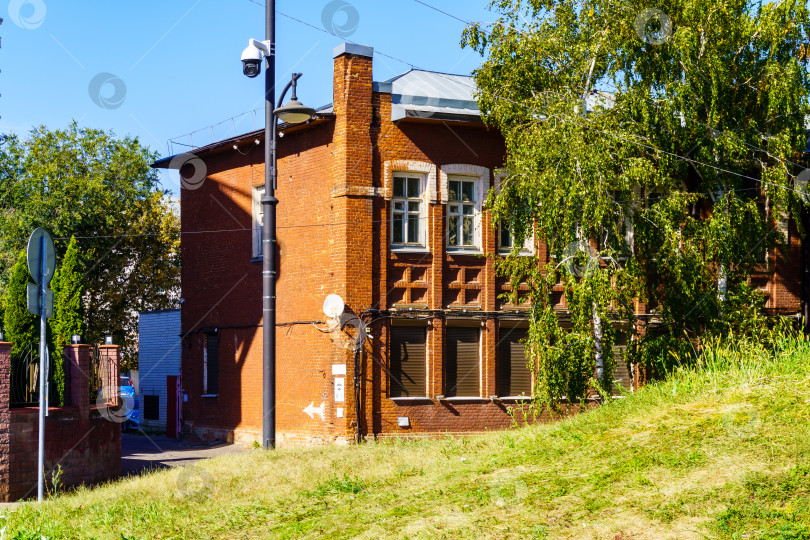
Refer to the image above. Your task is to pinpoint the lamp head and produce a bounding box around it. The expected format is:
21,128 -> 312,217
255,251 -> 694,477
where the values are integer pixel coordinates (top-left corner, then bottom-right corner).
274,100 -> 316,124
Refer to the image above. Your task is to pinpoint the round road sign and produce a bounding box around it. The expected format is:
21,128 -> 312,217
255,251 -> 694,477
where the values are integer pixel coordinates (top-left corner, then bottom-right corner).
27,228 -> 56,286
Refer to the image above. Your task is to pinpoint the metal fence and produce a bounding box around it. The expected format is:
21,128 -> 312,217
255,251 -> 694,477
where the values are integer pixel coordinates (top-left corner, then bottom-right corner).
9,342 -> 71,408
89,345 -> 117,406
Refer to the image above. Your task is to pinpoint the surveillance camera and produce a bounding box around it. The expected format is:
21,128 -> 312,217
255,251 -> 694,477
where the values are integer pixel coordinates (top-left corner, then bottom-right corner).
241,45 -> 262,78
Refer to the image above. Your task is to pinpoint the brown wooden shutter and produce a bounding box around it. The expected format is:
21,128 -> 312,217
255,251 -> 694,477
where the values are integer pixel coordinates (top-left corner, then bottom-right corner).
445,327 -> 480,397
498,327 -> 531,397
390,326 -> 427,397
612,332 -> 632,393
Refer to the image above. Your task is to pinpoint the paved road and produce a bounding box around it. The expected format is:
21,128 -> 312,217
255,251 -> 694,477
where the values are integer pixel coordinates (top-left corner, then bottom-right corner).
121,433 -> 246,476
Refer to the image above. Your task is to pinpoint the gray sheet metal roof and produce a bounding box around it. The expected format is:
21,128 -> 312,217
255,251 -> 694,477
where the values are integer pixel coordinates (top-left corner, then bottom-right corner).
373,69 -> 480,121
153,70 -> 480,168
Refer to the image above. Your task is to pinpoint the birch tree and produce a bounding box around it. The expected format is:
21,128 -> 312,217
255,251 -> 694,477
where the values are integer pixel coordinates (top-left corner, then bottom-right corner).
463,0 -> 810,406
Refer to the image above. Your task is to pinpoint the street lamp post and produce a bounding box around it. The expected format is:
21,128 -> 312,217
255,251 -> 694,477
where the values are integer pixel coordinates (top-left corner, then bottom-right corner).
251,0 -> 315,450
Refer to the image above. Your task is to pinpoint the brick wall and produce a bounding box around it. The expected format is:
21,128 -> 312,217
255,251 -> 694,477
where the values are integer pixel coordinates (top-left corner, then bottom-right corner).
6,408 -> 120,500
138,309 -> 181,430
173,43 -> 807,446
0,343 -> 121,502
178,100 -> 346,446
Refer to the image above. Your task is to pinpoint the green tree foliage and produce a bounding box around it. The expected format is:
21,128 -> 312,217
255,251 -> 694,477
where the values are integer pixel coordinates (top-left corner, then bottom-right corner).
0,123 -> 180,367
51,236 -> 85,349
4,250 -> 38,358
49,235 -> 85,405
463,0 -> 809,407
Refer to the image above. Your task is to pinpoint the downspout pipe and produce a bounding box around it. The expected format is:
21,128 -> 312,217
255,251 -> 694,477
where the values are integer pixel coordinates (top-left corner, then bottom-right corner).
354,344 -> 362,444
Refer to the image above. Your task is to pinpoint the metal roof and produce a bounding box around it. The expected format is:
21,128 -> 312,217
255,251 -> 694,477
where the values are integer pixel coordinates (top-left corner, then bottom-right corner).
373,69 -> 480,121
153,69 -> 481,169
378,69 -> 477,102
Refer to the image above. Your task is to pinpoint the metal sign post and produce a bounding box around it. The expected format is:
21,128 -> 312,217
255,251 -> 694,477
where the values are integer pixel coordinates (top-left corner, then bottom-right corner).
26,228 -> 56,503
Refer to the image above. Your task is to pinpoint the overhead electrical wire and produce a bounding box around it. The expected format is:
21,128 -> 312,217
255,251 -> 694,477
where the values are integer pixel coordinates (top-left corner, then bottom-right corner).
240,0 -> 808,198
26,0 -> 801,246
3,180 -> 769,246
405,0 -> 810,176
411,0 -> 479,27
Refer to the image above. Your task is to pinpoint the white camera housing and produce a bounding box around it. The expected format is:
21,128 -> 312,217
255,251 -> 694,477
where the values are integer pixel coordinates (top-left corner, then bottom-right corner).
241,39 -> 273,79
241,45 -> 262,78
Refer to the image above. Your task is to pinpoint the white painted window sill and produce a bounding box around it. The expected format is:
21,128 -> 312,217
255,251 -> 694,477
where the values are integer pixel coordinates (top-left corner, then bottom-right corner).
498,250 -> 535,257
439,397 -> 489,402
446,249 -> 483,256
389,397 -> 432,402
390,247 -> 431,254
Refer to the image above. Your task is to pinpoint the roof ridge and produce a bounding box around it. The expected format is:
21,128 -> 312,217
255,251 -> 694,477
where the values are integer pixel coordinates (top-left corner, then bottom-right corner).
377,68 -> 473,85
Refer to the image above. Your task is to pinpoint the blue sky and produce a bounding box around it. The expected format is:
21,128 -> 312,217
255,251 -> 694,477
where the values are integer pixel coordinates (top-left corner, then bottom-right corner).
1,0 -> 494,194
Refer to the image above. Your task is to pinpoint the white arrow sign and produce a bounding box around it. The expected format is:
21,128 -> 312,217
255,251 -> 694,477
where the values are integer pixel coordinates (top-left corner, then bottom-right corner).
303,402 -> 326,421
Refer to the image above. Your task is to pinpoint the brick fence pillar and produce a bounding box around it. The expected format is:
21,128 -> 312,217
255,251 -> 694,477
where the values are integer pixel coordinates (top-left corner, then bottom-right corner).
65,345 -> 91,413
63,344 -> 94,488
0,341 -> 12,502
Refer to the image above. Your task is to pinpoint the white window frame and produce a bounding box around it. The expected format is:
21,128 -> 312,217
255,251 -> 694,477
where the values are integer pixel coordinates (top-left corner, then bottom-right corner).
252,186 -> 264,259
493,171 -> 534,256
384,160 -> 437,202
446,174 -> 483,251
498,224 -> 535,256
390,173 -> 428,250
441,165 -> 489,252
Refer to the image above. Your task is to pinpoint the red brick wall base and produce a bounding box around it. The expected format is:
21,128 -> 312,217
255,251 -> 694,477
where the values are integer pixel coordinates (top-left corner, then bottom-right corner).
6,408 -> 121,501
1,343 -> 122,502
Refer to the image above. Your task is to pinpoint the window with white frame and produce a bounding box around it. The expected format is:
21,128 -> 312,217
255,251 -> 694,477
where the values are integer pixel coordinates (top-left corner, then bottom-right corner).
391,174 -> 425,248
499,224 -> 535,255
252,186 -> 264,259
447,176 -> 481,249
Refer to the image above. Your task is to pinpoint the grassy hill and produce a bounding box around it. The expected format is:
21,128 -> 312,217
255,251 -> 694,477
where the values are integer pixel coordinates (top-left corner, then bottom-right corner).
2,338 -> 810,539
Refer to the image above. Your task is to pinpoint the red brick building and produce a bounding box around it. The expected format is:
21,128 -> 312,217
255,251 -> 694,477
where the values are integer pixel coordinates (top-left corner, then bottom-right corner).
153,43 -> 806,446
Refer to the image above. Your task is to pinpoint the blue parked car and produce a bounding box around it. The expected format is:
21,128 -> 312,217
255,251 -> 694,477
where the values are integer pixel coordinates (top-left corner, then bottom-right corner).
119,376 -> 140,432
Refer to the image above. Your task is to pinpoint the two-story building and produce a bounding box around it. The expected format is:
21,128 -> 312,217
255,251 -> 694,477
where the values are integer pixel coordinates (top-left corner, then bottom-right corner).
153,43 -> 805,446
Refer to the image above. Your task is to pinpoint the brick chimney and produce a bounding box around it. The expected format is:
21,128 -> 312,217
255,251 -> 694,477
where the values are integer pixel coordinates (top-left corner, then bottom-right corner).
330,43 -> 375,443
332,43 -> 374,194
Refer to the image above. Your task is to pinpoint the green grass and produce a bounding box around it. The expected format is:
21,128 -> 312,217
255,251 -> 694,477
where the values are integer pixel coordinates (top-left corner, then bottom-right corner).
2,338 -> 810,539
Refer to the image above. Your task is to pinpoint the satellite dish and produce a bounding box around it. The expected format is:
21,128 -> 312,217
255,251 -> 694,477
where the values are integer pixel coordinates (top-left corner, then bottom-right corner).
322,294 -> 345,319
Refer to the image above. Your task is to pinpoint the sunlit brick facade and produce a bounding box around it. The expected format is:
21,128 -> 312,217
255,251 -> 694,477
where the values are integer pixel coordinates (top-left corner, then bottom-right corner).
154,43 -> 806,446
